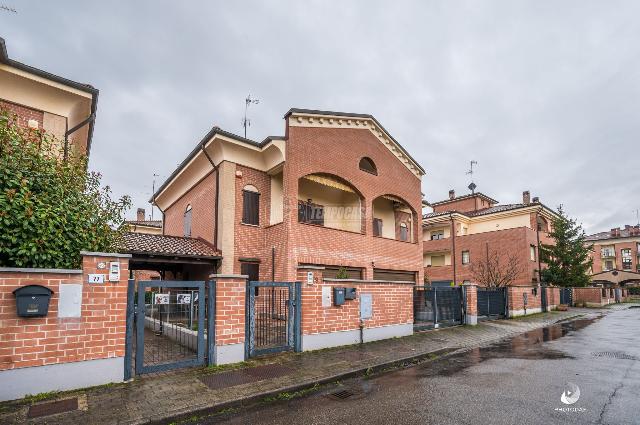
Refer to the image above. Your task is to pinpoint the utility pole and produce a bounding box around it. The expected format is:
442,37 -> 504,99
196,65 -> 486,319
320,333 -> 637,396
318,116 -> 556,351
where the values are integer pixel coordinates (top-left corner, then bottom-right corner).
242,94 -> 259,138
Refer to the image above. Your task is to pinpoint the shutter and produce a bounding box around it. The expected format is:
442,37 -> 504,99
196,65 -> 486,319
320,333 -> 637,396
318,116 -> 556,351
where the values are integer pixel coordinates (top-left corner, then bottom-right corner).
243,190 -> 260,225
241,262 -> 260,282
373,218 -> 382,236
373,269 -> 416,283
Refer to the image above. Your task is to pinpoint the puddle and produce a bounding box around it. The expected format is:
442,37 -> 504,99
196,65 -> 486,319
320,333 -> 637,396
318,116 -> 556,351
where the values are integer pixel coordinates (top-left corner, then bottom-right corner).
378,317 -> 597,380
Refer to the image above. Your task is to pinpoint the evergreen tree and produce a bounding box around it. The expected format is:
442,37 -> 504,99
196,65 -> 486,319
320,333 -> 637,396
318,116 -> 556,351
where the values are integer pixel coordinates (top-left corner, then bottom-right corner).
539,206 -> 592,287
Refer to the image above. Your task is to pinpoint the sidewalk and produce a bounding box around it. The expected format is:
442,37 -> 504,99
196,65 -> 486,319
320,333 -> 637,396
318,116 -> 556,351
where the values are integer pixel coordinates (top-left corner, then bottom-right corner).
0,309 -> 599,425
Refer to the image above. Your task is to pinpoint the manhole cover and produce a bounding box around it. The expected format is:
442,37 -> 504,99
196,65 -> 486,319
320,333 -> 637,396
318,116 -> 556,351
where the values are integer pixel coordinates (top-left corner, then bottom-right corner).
328,389 -> 356,400
27,398 -> 78,418
591,351 -> 637,360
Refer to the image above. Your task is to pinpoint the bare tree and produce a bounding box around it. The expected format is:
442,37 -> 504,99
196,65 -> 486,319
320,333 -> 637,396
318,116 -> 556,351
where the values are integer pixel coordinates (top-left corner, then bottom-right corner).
469,249 -> 524,287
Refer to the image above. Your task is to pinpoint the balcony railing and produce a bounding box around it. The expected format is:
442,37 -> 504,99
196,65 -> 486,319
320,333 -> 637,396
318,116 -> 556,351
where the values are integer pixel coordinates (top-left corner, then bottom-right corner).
601,250 -> 615,258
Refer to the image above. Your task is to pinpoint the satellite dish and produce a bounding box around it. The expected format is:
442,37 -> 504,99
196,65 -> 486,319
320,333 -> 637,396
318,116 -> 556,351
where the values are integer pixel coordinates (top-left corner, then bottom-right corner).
468,182 -> 477,193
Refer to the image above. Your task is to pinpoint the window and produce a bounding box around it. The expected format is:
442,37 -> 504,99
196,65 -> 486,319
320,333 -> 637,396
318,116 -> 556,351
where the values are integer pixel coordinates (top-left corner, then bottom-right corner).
461,250 -> 470,265
431,255 -> 445,267
183,204 -> 192,237
601,246 -> 615,258
399,223 -> 409,241
537,217 -> 549,232
431,230 -> 444,240
622,249 -> 632,270
373,218 -> 383,237
373,269 -> 416,283
322,265 -> 363,280
530,245 -> 536,261
298,200 -> 324,225
242,188 -> 260,225
604,260 -> 614,271
359,157 -> 377,175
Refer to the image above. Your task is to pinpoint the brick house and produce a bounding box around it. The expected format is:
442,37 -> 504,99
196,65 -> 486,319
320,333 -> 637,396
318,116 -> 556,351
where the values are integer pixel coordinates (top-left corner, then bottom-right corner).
0,37 -> 99,159
585,225 -> 640,286
150,108 -> 425,284
422,190 -> 557,286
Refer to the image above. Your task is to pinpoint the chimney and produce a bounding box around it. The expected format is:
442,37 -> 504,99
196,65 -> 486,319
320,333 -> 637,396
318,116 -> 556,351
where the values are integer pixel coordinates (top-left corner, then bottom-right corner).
522,190 -> 531,205
532,196 -> 539,203
610,227 -> 619,237
449,189 -> 455,200
137,208 -> 146,221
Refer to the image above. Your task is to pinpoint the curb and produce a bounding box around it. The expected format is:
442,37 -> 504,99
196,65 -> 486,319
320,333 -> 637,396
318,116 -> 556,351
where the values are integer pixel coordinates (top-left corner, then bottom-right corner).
148,312 -> 583,425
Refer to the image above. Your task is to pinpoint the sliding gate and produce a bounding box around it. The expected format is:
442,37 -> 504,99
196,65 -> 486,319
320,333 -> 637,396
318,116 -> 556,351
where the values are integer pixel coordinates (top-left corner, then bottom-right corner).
414,286 -> 463,330
246,281 -> 301,358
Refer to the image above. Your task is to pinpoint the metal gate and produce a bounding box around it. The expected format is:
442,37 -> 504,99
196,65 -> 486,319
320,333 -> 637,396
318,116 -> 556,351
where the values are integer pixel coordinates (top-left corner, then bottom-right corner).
127,280 -> 208,376
560,288 -> 573,306
414,286 -> 463,330
477,287 -> 507,320
246,281 -> 301,358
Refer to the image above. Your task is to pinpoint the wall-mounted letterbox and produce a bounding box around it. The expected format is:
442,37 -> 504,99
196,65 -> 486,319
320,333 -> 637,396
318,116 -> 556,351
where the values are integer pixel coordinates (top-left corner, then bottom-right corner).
344,287 -> 357,300
13,285 -> 53,317
333,287 -> 346,306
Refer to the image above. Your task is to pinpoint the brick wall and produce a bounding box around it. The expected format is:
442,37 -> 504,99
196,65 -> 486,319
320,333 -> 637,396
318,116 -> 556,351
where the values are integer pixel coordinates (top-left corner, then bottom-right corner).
573,287 -> 606,306
284,125 -> 423,282
296,269 -> 413,336
164,171 -> 216,241
214,278 -> 245,346
0,99 -> 44,131
590,240 -> 639,274
424,226 -> 541,286
508,286 -> 542,314
0,254 -> 129,371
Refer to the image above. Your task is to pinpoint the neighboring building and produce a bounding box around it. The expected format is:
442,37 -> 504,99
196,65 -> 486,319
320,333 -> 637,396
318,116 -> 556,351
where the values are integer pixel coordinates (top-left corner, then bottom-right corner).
422,190 -> 557,286
125,208 -> 163,235
0,37 -> 98,158
585,225 -> 640,286
149,108 -> 425,283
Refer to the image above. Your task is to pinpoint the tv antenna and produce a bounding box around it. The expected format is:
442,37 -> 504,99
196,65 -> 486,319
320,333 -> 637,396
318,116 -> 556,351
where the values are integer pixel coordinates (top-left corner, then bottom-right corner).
242,94 -> 259,138
466,160 -> 478,193
0,5 -> 17,13
151,173 -> 159,220
634,209 -> 639,226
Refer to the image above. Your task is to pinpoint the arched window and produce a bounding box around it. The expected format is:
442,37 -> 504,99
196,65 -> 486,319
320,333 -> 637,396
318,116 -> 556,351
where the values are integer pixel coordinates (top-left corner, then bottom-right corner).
359,157 -> 377,175
242,185 -> 260,225
183,204 -> 192,237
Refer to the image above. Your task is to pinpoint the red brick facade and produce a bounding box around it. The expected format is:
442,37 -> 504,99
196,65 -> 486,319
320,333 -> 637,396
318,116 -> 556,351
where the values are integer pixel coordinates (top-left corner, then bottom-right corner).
0,99 -> 44,131
164,171 -> 217,241
0,254 -> 129,371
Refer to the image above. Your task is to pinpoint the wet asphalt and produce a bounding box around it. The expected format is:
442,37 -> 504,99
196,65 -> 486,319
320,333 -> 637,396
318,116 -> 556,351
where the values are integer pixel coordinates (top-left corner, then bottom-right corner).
199,308 -> 640,425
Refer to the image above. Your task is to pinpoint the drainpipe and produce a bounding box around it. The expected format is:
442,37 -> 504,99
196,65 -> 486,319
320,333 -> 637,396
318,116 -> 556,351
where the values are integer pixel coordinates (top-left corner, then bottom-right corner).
450,213 -> 457,285
200,143 -> 220,248
535,208 -> 543,285
64,113 -> 96,161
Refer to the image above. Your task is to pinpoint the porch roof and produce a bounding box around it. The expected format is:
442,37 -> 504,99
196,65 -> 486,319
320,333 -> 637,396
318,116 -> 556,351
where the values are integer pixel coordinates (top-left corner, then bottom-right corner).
120,232 -> 222,261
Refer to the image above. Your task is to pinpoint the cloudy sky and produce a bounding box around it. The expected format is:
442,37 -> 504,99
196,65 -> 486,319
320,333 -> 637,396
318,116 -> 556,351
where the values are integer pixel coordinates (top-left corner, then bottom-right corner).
2,1 -> 639,233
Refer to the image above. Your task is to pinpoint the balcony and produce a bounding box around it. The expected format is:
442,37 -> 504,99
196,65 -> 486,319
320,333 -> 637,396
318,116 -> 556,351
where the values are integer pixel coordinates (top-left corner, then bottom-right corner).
601,250 -> 615,259
372,195 -> 415,243
297,174 -> 362,233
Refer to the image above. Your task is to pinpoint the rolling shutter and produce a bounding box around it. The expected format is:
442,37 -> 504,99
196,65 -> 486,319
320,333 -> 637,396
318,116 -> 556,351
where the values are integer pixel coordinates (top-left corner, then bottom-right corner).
373,269 -> 416,283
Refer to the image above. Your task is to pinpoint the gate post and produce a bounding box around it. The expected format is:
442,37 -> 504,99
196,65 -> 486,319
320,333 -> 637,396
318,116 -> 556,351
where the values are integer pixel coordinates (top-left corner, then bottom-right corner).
206,280 -> 216,366
124,279 -> 135,381
463,283 -> 478,325
209,274 -> 248,365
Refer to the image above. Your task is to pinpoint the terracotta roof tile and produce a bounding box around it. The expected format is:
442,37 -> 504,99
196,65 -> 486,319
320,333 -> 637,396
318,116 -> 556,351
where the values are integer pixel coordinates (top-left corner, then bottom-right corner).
121,232 -> 221,258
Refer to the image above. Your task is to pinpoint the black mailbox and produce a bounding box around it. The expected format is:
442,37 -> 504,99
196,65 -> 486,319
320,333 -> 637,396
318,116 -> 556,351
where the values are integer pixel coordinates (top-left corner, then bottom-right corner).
13,285 -> 53,317
333,287 -> 346,306
344,287 -> 357,300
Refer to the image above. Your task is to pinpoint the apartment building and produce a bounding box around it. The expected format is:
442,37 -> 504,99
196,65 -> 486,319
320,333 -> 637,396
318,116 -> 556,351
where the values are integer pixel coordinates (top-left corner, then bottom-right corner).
145,108 -> 424,284
423,190 -> 557,286
0,37 -> 98,158
586,225 -> 640,286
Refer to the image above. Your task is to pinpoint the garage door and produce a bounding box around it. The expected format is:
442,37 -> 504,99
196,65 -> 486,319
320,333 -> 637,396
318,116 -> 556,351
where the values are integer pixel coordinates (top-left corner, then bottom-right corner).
373,269 -> 416,283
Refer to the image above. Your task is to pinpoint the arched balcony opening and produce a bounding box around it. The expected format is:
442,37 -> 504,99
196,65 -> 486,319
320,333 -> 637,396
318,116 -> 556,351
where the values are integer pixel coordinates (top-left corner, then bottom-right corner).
297,173 -> 363,233
372,195 -> 415,242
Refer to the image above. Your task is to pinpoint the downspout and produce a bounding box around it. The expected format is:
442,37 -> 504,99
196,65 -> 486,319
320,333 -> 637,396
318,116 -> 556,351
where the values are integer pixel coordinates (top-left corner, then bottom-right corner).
200,143 -> 220,249
64,113 -> 96,161
450,213 -> 457,285
536,208 -> 545,310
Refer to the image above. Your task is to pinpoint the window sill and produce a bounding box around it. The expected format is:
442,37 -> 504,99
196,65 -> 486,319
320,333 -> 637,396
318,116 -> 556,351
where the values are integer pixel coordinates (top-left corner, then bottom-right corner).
373,235 -> 416,244
240,222 -> 260,228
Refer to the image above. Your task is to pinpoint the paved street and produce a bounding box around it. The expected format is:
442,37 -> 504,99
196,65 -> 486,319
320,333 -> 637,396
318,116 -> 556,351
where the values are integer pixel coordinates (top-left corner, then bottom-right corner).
200,306 -> 640,425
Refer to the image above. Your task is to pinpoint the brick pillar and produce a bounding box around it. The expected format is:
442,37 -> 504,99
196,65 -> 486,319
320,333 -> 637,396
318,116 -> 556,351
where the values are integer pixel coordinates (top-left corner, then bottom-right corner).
210,274 -> 247,365
463,283 -> 478,325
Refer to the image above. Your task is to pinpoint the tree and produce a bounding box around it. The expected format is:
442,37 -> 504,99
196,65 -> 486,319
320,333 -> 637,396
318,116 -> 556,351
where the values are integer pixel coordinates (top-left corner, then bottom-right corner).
539,206 -> 592,287
0,110 -> 131,269
469,247 -> 524,287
